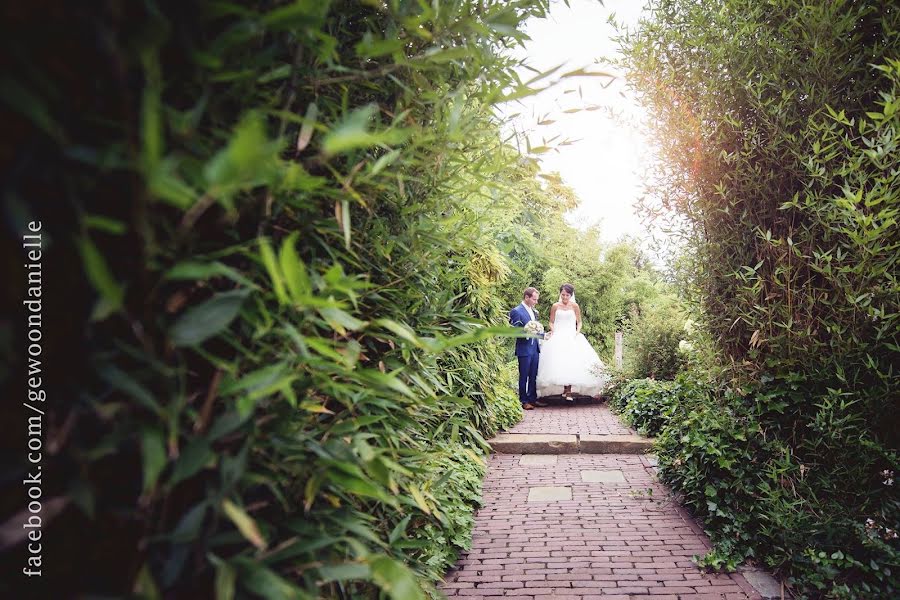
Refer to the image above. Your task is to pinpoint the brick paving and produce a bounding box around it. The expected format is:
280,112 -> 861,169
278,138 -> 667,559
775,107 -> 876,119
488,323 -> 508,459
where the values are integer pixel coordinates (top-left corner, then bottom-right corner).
442,405 -> 763,599
506,404 -> 635,436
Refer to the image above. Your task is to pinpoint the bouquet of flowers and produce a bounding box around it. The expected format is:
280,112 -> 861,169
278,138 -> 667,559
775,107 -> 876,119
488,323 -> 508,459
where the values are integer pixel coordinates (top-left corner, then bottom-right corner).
523,320 -> 545,339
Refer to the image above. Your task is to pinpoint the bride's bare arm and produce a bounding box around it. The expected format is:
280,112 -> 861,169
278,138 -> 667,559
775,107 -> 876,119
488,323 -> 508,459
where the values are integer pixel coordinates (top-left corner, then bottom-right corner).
548,303 -> 558,337
574,303 -> 582,333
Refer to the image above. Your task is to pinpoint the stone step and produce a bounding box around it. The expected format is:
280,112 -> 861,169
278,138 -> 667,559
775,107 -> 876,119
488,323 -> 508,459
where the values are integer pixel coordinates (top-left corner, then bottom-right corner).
489,433 -> 654,454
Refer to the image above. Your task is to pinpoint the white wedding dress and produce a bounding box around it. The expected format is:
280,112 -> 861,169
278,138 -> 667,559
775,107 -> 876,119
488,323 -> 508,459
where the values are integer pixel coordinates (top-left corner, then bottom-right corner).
536,307 -> 610,397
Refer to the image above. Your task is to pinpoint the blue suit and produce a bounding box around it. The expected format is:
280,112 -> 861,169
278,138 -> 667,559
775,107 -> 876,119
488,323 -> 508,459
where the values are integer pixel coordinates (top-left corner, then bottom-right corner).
510,303 -> 540,405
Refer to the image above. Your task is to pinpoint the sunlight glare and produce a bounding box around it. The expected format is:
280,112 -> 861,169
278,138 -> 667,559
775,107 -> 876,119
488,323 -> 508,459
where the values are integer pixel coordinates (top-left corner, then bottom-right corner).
500,0 -> 655,246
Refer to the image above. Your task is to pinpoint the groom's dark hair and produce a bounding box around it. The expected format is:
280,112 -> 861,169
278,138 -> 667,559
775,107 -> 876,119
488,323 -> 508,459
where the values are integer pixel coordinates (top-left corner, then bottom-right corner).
523,287 -> 538,299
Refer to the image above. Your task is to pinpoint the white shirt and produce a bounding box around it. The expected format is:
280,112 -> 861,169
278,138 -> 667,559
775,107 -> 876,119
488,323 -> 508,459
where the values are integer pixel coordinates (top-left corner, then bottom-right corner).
520,302 -> 535,322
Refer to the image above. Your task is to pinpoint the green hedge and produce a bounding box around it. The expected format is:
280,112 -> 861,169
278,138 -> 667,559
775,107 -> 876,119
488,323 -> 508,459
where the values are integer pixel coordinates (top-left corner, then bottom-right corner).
620,1 -> 900,597
1,1 -> 560,597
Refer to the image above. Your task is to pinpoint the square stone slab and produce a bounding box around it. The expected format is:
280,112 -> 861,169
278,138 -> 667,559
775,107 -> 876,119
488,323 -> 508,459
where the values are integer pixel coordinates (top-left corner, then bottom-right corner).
519,455 -> 558,466
739,568 -> 791,599
580,470 -> 627,483
527,486 -> 572,502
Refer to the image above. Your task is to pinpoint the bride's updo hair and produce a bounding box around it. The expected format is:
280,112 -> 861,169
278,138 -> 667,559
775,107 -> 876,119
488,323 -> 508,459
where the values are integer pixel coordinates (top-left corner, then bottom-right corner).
559,283 -> 575,296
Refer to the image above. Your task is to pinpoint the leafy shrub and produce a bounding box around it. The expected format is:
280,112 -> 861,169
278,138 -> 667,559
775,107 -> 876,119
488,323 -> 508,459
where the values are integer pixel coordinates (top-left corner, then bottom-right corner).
610,378 -> 677,436
614,368 -> 900,597
620,1 -> 900,596
654,376 -> 900,598
654,388 -> 774,568
623,296 -> 687,380
407,441 -> 487,577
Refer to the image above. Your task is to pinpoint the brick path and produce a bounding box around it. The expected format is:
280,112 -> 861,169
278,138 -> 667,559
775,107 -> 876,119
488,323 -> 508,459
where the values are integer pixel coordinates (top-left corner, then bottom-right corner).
507,404 -> 634,436
442,405 -> 764,599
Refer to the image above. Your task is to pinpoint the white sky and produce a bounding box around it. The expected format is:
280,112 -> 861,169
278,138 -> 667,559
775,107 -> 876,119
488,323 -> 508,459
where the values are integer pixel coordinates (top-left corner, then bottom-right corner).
500,0 -> 654,246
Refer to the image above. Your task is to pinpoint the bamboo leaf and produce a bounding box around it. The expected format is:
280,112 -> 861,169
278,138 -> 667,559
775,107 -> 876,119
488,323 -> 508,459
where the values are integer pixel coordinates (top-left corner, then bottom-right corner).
222,499 -> 267,550
322,104 -> 379,155
170,290 -> 249,346
77,236 -> 124,319
214,560 -> 236,600
140,428 -> 167,493
279,232 -> 312,303
259,237 -> 289,305
318,562 -> 371,582
369,555 -> 425,600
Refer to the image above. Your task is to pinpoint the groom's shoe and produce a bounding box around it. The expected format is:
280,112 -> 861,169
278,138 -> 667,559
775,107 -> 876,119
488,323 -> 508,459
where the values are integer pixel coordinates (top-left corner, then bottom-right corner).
523,403 -> 535,410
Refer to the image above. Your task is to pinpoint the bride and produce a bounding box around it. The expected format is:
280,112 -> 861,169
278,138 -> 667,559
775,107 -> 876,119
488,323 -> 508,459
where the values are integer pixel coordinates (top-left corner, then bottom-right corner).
537,283 -> 610,400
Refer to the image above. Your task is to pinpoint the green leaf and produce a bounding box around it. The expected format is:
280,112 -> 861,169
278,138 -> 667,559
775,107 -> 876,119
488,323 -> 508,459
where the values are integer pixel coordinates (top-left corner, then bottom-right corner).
164,261 -> 256,288
236,558 -> 302,599
322,104 -> 380,155
259,237 -> 288,305
358,369 -> 416,398
221,363 -> 288,396
375,318 -> 424,347
99,365 -> 161,415
419,45 -> 470,64
304,473 -> 323,512
407,485 -> 431,514
140,50 -> 163,173
257,64 -> 291,84
355,35 -> 406,58
222,499 -> 267,550
169,502 -> 208,543
318,562 -> 372,582
370,149 -> 402,176
378,456 -> 414,478
369,555 -> 425,600
207,411 -> 248,441
326,470 -> 394,504
389,515 -> 412,545
147,157 -> 198,208
203,113 -> 281,209
170,439 -> 214,485
133,564 -> 162,600
214,560 -> 236,600
141,428 -> 167,492
77,236 -> 124,319
303,336 -> 345,361
261,0 -> 330,28
170,290 -> 249,346
318,307 -> 366,335
84,214 -> 127,235
279,232 -> 312,303
244,378 -> 297,415
340,199 -> 351,249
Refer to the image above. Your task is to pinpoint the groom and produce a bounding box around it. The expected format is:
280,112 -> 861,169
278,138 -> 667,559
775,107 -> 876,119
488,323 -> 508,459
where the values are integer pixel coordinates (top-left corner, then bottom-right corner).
510,287 -> 546,410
